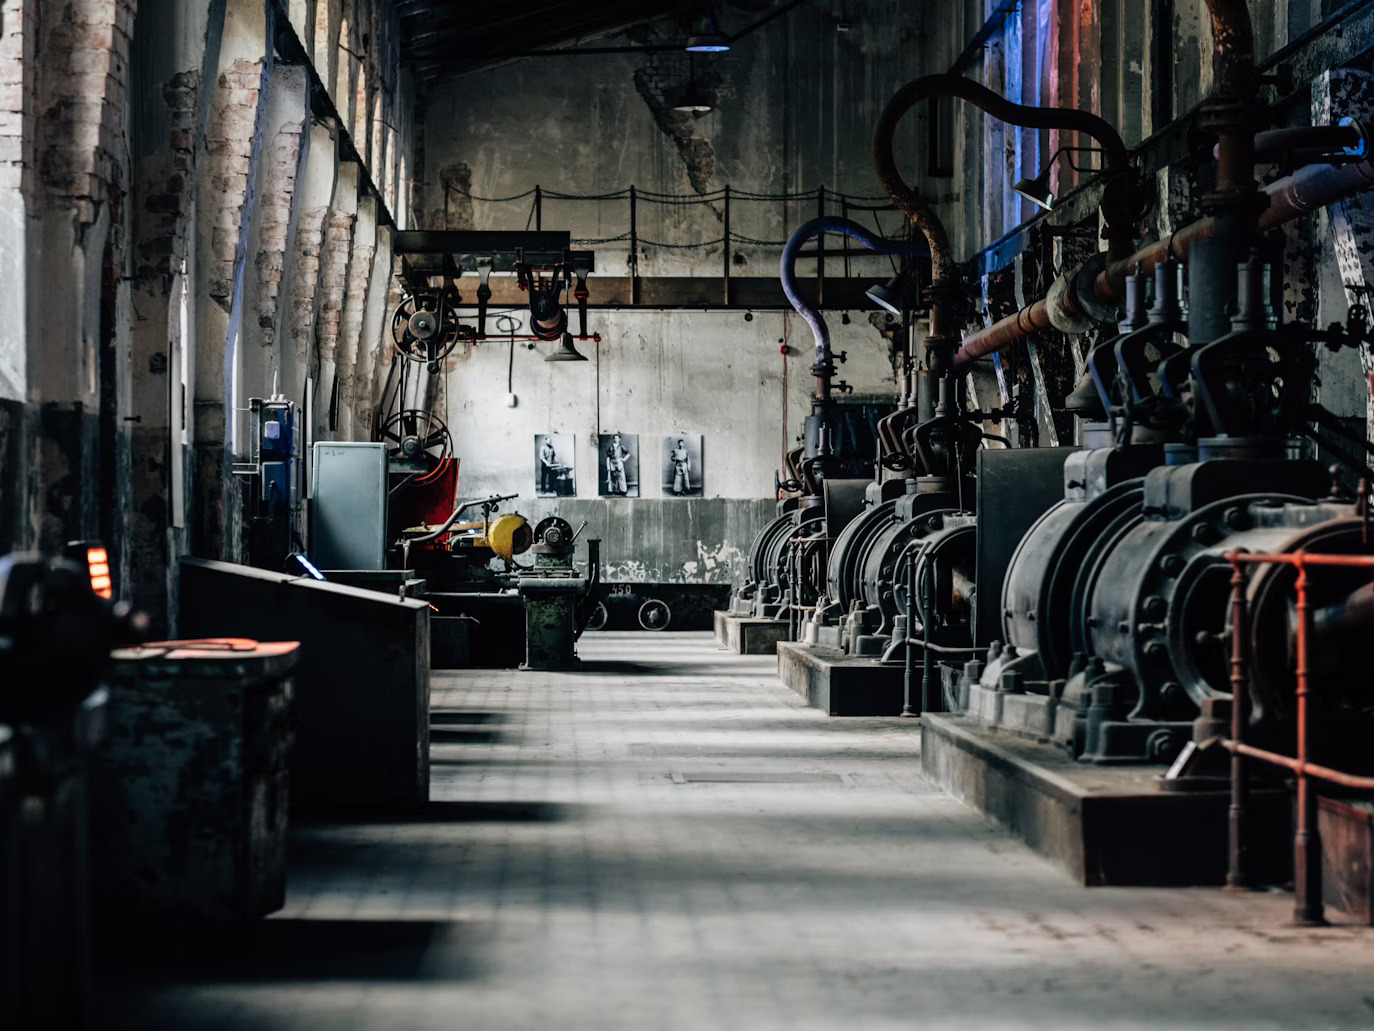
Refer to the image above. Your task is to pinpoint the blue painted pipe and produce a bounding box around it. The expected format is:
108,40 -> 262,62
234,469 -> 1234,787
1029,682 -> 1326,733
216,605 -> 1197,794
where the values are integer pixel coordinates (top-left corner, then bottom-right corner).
779,217 -> 929,385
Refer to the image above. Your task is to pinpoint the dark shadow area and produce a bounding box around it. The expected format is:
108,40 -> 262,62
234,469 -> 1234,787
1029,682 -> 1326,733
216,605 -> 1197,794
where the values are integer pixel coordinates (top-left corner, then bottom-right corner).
430,710 -> 506,725
429,726 -> 502,744
565,659 -> 671,675
295,800 -> 571,825
92,917 -> 458,983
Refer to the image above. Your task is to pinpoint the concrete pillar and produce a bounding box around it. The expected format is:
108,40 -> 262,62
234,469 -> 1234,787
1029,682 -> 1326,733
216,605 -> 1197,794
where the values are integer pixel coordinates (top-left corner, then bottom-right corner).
312,159 -> 357,441
242,63 -> 309,398
336,192 -> 375,440
21,0 -> 137,558
357,224 -> 394,441
281,120 -> 338,411
192,0 -> 273,562
1314,69 -> 1374,444
126,0 -> 219,630
0,0 -> 36,553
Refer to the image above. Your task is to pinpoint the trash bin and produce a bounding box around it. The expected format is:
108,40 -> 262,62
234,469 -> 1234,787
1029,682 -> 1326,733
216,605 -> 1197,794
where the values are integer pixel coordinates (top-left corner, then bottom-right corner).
0,723 -> 17,1017
11,688 -> 108,1031
92,638 -> 299,930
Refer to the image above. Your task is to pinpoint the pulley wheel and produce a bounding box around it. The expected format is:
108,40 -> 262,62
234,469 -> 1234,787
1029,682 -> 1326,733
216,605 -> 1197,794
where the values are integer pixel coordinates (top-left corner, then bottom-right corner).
637,598 -> 672,631
391,291 -> 462,365
380,409 -> 452,470
585,602 -> 609,632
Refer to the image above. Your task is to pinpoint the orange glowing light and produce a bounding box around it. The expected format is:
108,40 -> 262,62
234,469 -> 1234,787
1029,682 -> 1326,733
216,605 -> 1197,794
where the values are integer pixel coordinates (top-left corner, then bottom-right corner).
86,547 -> 108,564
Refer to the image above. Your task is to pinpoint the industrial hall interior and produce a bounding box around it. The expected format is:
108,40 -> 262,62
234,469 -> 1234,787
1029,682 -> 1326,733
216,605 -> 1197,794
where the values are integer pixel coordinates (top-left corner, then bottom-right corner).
8,0 -> 1374,1027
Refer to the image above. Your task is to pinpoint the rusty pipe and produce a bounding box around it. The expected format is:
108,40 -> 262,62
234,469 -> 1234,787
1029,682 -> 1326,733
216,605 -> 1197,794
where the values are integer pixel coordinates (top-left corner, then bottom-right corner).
1202,0 -> 1260,198
874,74 -> 1130,291
955,153 -> 1374,365
875,75 -> 1136,399
1205,0 -> 1256,104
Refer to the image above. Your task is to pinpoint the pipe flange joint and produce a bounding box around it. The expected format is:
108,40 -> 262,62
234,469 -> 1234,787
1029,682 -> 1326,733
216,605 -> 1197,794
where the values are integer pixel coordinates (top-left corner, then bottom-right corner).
1046,271 -> 1096,335
1339,116 -> 1370,160
1071,253 -> 1118,325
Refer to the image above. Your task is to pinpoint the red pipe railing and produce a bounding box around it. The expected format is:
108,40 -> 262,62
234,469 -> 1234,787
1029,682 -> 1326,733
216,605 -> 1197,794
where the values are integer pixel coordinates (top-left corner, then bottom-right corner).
1222,549 -> 1374,925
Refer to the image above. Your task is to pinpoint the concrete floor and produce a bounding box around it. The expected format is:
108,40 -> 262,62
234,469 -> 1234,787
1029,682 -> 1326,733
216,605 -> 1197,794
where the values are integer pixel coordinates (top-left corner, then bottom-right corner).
100,632 -> 1374,1030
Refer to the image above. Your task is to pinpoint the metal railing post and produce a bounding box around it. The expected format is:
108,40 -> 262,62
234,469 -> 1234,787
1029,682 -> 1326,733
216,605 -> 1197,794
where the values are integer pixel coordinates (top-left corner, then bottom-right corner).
629,186 -> 639,306
1292,557 -> 1327,926
1225,551 -> 1251,891
723,185 -> 731,306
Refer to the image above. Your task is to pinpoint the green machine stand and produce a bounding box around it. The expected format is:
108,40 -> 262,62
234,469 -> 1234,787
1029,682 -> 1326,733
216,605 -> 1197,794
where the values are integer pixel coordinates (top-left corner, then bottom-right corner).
517,518 -> 600,671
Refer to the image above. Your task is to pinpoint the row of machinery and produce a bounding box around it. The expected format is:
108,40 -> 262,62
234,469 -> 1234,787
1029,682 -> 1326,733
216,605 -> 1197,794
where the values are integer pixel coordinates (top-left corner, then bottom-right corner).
726,7 -> 1374,787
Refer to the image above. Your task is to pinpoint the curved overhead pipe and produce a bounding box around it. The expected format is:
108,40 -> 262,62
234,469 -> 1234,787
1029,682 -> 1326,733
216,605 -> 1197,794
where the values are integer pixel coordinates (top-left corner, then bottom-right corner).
781,218 -> 927,493
959,0 -> 1269,368
781,217 -> 929,407
873,74 -> 1135,418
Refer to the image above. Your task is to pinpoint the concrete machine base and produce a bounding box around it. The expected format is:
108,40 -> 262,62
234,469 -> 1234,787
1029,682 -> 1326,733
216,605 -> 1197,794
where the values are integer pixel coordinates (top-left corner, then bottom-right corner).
776,640 -> 910,716
713,611 -> 789,655
920,714 -> 1291,886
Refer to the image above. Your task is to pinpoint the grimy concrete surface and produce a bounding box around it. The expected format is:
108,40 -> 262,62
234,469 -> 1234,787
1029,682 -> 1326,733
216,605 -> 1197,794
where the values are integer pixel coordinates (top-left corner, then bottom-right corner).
98,632 -> 1374,1030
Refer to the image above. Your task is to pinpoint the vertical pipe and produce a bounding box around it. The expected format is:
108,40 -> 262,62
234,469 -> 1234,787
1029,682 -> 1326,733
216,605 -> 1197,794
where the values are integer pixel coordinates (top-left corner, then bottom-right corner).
1149,0 -> 1174,132
816,186 -> 825,307
788,542 -> 799,642
629,186 -> 639,306
902,549 -> 917,717
535,185 -> 543,231
920,556 -> 935,714
723,185 -> 731,306
1292,559 -> 1326,926
1226,554 -> 1251,891
841,197 -> 851,280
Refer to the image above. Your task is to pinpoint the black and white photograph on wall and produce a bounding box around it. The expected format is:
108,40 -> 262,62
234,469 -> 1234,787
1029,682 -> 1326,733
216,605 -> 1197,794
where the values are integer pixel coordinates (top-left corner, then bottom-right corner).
534,433 -> 576,497
660,433 -> 703,497
598,432 -> 639,497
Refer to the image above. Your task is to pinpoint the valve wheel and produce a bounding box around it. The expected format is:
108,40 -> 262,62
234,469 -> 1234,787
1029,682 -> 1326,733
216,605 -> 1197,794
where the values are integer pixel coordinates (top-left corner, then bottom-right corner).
391,291 -> 462,365
637,598 -> 672,631
585,601 -> 609,632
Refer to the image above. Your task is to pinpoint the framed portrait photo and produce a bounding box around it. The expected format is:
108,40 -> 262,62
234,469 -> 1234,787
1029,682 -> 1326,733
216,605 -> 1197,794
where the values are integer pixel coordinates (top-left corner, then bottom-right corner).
598,432 -> 639,497
661,433 -> 702,497
534,433 -> 576,497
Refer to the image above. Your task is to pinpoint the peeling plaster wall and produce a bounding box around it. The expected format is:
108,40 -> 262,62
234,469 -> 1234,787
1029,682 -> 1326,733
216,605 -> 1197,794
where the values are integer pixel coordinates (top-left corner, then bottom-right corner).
418,0 -> 932,582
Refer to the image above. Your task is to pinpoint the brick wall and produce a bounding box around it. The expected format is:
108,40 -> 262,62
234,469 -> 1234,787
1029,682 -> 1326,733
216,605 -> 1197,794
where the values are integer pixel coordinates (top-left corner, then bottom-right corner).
253,119 -> 304,345
204,56 -> 269,308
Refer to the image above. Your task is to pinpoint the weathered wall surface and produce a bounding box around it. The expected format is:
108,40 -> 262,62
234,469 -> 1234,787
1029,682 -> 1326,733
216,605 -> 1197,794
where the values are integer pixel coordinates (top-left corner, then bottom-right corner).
0,0 -> 415,634
419,1 -> 937,582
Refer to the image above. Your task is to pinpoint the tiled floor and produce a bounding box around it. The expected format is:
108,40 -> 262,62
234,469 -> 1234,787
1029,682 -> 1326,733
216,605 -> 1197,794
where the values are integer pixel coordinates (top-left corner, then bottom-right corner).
100,632 -> 1374,1029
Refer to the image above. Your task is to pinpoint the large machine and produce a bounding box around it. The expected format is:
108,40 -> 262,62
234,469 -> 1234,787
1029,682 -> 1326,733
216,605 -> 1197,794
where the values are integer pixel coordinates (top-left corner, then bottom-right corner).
726,6 -> 1374,796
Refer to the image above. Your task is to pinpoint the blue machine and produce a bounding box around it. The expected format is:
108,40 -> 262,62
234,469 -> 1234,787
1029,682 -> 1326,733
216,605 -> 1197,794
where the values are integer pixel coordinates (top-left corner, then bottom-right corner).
242,395 -> 303,569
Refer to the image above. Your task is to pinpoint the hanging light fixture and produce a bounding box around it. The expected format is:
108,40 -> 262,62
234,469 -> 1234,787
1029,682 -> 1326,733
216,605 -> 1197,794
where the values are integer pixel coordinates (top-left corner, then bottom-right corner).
672,57 -> 714,113
1012,146 -> 1105,212
865,274 -> 905,314
545,332 -> 589,362
685,7 -> 730,51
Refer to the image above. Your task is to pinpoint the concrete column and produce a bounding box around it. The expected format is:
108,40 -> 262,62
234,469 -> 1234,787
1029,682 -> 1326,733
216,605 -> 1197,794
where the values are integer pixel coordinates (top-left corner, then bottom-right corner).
357,224 -> 393,441
1314,69 -> 1374,444
126,0 -> 219,630
336,192 -> 375,440
242,63 -> 309,399
281,121 -> 339,410
0,0 -> 36,553
25,0 -> 136,556
312,159 -> 357,441
192,0 -> 273,561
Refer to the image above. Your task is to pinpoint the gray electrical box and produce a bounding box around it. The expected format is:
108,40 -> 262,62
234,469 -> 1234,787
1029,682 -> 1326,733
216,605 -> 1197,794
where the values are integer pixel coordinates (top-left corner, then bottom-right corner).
310,442 -> 388,570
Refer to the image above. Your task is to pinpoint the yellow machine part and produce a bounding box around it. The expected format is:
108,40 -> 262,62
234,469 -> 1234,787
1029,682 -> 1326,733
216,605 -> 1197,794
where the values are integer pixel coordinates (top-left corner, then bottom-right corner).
483,513 -> 532,561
